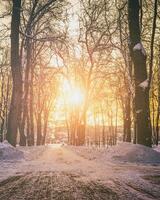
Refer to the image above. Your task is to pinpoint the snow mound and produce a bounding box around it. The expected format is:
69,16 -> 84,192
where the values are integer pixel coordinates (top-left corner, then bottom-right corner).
19,145 -> 47,160
68,142 -> 160,164
107,142 -> 160,164
0,140 -> 24,160
154,145 -> 160,153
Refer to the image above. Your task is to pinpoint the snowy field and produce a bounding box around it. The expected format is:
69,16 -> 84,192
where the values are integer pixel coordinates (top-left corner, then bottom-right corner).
0,141 -> 160,199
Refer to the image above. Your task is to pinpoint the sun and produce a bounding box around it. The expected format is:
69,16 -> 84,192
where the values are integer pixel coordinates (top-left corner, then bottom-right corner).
70,88 -> 84,106
61,79 -> 85,106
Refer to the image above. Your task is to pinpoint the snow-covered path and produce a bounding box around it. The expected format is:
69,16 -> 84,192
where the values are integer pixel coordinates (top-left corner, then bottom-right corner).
0,144 -> 160,199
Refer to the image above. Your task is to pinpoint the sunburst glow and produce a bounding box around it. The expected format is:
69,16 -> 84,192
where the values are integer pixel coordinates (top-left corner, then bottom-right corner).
61,79 -> 85,106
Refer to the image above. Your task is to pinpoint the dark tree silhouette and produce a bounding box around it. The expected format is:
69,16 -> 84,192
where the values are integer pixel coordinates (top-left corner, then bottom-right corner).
128,0 -> 152,147
7,0 -> 22,146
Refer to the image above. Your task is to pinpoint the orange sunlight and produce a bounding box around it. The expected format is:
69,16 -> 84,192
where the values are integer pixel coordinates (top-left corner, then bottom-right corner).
62,79 -> 85,106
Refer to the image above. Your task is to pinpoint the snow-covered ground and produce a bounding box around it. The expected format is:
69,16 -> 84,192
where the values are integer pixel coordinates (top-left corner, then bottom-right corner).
68,142 -> 160,164
0,140 -> 24,160
0,141 -> 160,199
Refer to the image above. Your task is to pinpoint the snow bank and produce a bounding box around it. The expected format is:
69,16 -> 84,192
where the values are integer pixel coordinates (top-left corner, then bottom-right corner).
68,142 -> 160,164
0,140 -> 24,160
19,145 -> 47,160
154,145 -> 160,153
108,142 -> 160,164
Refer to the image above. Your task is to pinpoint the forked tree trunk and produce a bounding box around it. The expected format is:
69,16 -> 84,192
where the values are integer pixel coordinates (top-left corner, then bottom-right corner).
7,0 -> 22,146
128,0 -> 152,147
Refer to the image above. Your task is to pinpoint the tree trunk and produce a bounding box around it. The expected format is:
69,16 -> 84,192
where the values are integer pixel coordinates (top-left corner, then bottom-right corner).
5,74 -> 11,140
78,112 -> 86,146
26,111 -> 30,145
128,0 -> 152,147
7,0 -> 22,146
125,96 -> 131,142
20,36 -> 32,146
0,71 -> 5,142
100,103 -> 105,146
114,98 -> 118,145
151,87 -> 156,143
28,65 -> 34,146
155,46 -> 160,145
36,113 -> 42,145
0,117 -> 4,142
42,111 -> 49,145
148,0 -> 158,86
